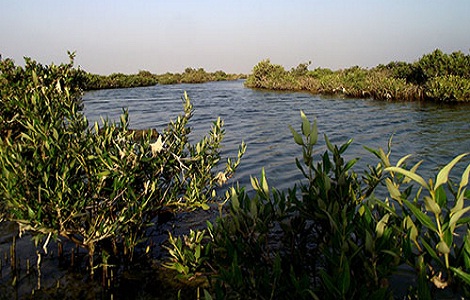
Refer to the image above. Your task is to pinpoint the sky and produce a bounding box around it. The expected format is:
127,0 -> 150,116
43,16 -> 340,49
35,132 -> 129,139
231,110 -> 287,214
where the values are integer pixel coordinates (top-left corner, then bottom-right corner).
1,0 -> 469,75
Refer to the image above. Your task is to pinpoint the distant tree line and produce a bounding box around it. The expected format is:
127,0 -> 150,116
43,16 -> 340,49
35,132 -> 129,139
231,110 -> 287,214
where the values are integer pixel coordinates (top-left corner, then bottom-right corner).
245,49 -> 470,102
84,68 -> 246,90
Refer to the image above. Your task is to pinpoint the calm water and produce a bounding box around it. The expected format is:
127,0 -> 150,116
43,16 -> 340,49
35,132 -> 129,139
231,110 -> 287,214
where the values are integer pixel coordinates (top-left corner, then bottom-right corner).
83,80 -> 470,192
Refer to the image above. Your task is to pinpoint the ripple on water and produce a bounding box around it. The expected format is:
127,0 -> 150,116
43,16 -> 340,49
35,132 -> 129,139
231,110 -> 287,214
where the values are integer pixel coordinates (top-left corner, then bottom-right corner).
83,81 -> 470,189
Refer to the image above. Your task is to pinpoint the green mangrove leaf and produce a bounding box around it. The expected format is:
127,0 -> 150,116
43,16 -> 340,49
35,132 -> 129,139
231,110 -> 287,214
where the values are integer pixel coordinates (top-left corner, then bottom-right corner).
403,160 -> 424,184
359,205 -> 367,217
376,214 -> 390,238
459,163 -> 470,193
289,125 -> 304,145
120,114 -> 127,128
451,192 -> 465,214
194,244 -> 201,261
365,230 -> 374,253
260,168 -> 269,196
434,185 -> 447,208
184,90 -> 190,108
435,153 -> 468,191
464,234 -> 470,269
437,240 -> 450,255
378,148 -> 391,168
200,203 -> 210,210
250,176 -> 261,195
340,259 -> 351,294
295,157 -> 308,178
417,256 -> 433,299
319,270 -> 340,295
421,239 -> 442,267
97,170 -> 111,177
451,267 -> 470,286
310,119 -> 318,146
250,198 -> 258,218
321,208 -> 338,232
55,80 -> 62,92
449,206 -> 470,230
324,134 -> 334,152
363,145 -> 380,159
323,173 -> 331,192
203,289 -> 213,300
339,139 -> 353,155
443,229 -> 454,252
404,200 -> 437,232
344,158 -> 359,172
397,154 -> 413,168
403,216 -> 418,243
385,178 -> 401,202
386,166 -> 429,190
382,250 -> 401,260
300,110 -> 311,136
28,206 -> 35,219
423,196 -> 441,215
32,70 -> 38,85
52,128 -> 59,141
230,187 -> 240,211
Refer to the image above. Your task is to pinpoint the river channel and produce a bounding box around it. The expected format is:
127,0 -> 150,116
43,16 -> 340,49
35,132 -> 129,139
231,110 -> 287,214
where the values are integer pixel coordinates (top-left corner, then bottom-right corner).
83,80 -> 470,191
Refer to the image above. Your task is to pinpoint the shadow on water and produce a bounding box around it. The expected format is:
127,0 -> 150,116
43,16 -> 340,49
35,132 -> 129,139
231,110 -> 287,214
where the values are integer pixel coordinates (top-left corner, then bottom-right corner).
2,81 -> 470,298
0,209 -> 214,299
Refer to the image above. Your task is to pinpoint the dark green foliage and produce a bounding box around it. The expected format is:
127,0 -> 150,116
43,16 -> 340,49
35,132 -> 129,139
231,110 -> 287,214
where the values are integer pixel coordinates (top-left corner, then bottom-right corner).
164,111 -> 470,299
425,75 -> 470,102
0,55 -> 245,277
0,52 -> 86,140
291,61 -> 311,77
84,70 -> 159,90
245,49 -> 470,102
418,49 -> 470,80
84,68 -> 245,90
165,112 -> 401,299
245,59 -> 299,90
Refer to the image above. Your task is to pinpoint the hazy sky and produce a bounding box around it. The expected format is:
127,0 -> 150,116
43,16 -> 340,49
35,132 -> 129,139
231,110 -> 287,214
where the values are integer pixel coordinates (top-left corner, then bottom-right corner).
1,0 -> 469,74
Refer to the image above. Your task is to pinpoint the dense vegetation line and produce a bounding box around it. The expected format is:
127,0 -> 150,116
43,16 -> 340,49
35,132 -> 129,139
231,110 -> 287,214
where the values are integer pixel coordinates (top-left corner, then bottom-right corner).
245,49 -> 470,102
84,68 -> 246,90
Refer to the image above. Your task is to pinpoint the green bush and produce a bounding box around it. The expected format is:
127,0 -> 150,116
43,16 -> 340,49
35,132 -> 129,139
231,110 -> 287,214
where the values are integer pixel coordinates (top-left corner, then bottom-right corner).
84,71 -> 158,90
0,52 -> 86,141
0,55 -> 245,276
245,50 -> 470,102
83,68 -> 244,89
418,49 -> 470,80
245,59 -> 299,90
424,75 -> 470,102
164,111 -> 470,299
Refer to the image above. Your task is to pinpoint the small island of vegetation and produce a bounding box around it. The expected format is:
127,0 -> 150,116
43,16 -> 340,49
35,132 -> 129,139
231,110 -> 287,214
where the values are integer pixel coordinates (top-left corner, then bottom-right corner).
245,49 -> 470,102
84,67 -> 246,90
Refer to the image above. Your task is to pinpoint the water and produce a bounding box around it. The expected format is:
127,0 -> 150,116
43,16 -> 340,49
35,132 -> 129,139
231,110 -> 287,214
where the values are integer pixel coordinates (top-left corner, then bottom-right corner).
83,80 -> 470,191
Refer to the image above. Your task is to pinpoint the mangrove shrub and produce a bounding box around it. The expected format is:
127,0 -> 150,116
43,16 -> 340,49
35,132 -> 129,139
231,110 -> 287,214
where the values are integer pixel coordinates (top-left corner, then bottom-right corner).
245,49 -> 470,102
165,111 -> 470,299
0,54 -> 245,275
